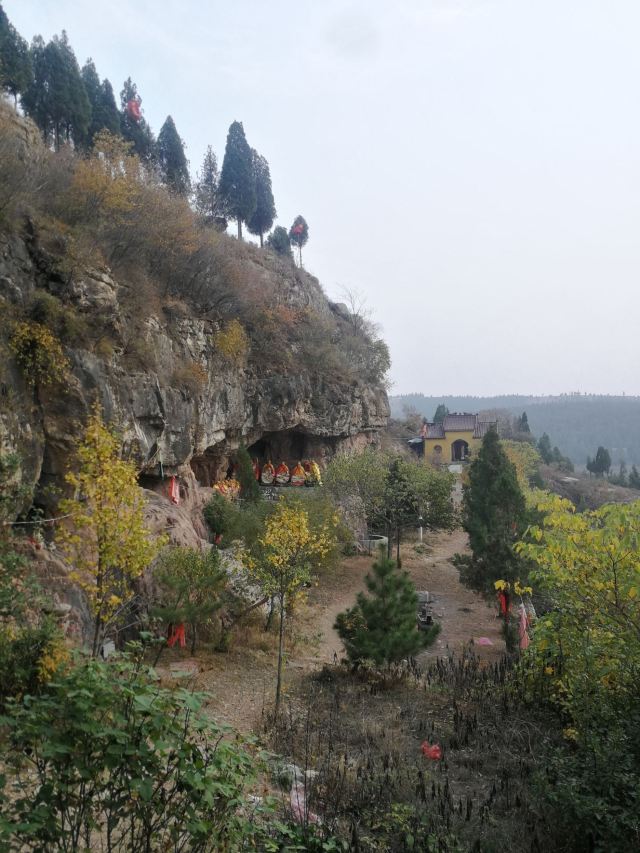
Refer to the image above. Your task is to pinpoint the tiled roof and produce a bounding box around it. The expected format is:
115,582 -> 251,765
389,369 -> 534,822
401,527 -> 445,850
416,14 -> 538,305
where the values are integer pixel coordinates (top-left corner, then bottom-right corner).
473,420 -> 496,439
442,413 -> 477,432
421,413 -> 497,440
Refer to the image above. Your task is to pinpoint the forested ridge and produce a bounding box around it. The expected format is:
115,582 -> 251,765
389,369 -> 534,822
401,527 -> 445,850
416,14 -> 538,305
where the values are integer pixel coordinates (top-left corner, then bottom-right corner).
392,393 -> 640,465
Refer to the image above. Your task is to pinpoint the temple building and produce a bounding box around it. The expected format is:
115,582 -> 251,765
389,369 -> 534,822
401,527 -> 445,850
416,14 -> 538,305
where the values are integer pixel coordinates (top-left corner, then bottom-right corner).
412,413 -> 497,466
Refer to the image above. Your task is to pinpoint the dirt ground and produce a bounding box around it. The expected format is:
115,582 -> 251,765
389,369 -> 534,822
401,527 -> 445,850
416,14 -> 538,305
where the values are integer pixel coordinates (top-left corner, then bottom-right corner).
165,528 -> 504,734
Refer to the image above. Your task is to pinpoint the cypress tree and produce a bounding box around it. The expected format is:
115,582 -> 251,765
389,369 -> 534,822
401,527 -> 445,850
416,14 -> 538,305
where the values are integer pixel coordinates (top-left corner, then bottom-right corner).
234,446 -> 260,503
22,36 -> 49,139
433,404 -> 449,424
247,149 -> 276,247
81,59 -> 119,145
55,32 -> 90,147
194,145 -> 226,227
380,457 -> 419,567
119,77 -> 155,164
157,115 -> 190,195
0,6 -> 32,108
266,225 -> 292,259
289,215 -> 309,266
335,555 -> 433,666
537,432 -> 553,464
460,428 -> 526,591
218,120 -> 256,241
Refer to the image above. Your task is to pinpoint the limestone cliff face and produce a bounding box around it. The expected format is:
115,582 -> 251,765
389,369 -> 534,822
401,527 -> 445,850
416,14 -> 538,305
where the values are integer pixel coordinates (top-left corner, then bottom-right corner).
0,227 -> 389,514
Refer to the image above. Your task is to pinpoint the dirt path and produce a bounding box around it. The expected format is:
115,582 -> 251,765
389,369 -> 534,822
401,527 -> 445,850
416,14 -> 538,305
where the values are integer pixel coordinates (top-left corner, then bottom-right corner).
173,529 -> 504,733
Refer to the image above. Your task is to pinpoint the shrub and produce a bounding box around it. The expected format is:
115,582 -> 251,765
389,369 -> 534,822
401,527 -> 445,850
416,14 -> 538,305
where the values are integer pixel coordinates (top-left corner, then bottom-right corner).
213,318 -> 249,365
203,493 -> 237,540
9,320 -> 69,386
171,359 -> 208,396
0,653 -> 267,851
28,291 -> 89,345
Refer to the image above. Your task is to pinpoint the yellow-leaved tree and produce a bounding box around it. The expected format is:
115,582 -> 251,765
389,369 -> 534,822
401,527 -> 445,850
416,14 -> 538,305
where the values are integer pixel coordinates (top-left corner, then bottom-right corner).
252,501 -> 336,713
57,407 -> 161,656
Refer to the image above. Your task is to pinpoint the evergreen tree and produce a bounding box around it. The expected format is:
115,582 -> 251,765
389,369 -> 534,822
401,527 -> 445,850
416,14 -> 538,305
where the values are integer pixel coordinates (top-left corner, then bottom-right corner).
594,446 -> 611,476
0,6 -> 32,108
218,120 -> 256,240
266,225 -> 292,259
234,446 -> 261,503
537,432 -> 553,464
335,555 -> 434,666
247,149 -> 276,247
119,77 -> 155,164
81,59 -> 119,145
194,145 -> 226,228
433,404 -> 449,424
629,465 -> 640,490
517,411 -> 530,433
379,457 -> 419,567
22,32 -> 89,148
460,429 -> 527,591
289,214 -> 308,266
157,115 -> 190,195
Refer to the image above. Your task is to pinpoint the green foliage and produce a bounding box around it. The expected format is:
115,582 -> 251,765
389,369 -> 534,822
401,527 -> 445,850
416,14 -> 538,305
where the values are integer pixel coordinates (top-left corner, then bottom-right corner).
0,451 -> 30,522
433,403 -> 449,423
235,445 -> 261,503
247,148 -> 276,245
81,58 -> 119,145
0,653 -> 269,851
194,144 -> 226,227
22,31 -> 90,149
586,445 -> 611,476
219,120 -> 256,239
516,411 -> 530,433
9,320 -> 69,386
0,4 -> 32,106
152,547 -> 227,654
537,431 -> 553,463
629,464 -> 640,489
119,76 -> 156,163
203,492 -> 236,539
157,114 -> 190,196
266,224 -> 293,258
335,555 -> 435,666
460,430 -> 527,592
289,214 -> 309,265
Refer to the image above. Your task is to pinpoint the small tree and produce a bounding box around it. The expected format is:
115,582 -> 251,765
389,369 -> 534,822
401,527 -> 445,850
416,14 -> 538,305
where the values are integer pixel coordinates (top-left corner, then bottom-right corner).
247,149 -> 276,246
157,115 -> 190,195
218,120 -> 256,240
517,411 -> 531,433
266,225 -> 292,259
433,404 -> 449,424
629,464 -> 640,490
194,145 -> 226,228
289,215 -> 308,266
57,407 -> 160,656
235,445 -> 261,503
460,429 -> 527,592
251,501 -> 335,713
335,555 -> 434,666
152,547 -> 227,654
537,432 -> 553,464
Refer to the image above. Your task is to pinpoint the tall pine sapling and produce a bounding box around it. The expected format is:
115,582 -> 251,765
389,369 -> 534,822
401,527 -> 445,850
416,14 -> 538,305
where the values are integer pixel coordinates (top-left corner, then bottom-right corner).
194,145 -> 226,228
157,115 -> 190,195
335,554 -> 436,666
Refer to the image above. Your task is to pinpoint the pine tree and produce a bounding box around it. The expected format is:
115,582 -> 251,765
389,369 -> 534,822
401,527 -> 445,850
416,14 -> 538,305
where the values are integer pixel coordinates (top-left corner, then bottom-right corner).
157,115 -> 190,195
247,149 -> 276,247
537,432 -> 553,464
194,145 -> 226,228
0,6 -> 32,108
218,120 -> 256,240
289,215 -> 308,266
81,59 -> 119,145
517,411 -> 531,433
335,555 -> 433,666
22,37 -> 48,137
380,457 -> 419,567
119,77 -> 155,164
433,404 -> 449,424
460,428 -> 526,591
266,225 -> 292,259
55,32 -> 90,147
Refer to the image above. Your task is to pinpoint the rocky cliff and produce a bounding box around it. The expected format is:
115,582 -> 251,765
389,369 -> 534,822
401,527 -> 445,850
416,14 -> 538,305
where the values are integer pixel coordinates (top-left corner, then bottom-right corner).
0,227 -> 389,518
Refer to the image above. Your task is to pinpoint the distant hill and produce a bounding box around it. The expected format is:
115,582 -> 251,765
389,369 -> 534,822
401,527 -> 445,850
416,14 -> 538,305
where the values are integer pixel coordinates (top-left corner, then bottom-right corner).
390,394 -> 640,467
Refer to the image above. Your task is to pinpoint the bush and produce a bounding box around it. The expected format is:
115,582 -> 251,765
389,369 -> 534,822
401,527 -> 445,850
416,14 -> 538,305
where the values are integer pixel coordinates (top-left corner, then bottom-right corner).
213,319 -> 249,365
9,320 -> 69,386
0,653 -> 268,851
171,359 -> 208,396
203,493 -> 237,540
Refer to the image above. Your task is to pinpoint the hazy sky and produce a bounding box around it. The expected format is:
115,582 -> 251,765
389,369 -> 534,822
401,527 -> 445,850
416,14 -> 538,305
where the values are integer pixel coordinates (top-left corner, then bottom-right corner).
8,1 -> 640,396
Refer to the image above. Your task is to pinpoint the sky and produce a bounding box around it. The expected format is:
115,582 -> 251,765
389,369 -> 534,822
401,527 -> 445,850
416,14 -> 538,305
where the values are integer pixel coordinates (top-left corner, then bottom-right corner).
7,1 -> 640,396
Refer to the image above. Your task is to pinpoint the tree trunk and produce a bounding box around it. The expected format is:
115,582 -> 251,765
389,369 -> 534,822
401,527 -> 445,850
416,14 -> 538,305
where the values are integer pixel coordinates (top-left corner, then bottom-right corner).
259,233 -> 264,248
237,218 -> 242,241
396,525 -> 401,568
265,595 -> 275,631
387,522 -> 392,560
190,623 -> 197,655
275,592 -> 285,714
298,245 -> 302,267
92,614 -> 102,658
